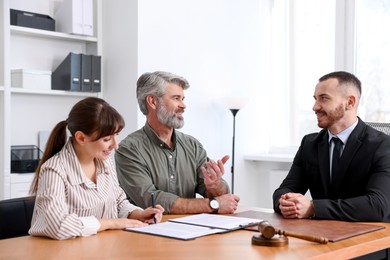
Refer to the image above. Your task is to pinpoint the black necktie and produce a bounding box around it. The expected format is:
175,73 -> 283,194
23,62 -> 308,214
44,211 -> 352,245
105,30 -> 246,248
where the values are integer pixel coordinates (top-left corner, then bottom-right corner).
331,137 -> 343,182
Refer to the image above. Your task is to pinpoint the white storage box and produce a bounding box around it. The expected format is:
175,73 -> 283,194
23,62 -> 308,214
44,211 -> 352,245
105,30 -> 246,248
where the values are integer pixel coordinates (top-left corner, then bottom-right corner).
11,69 -> 51,90
55,0 -> 94,36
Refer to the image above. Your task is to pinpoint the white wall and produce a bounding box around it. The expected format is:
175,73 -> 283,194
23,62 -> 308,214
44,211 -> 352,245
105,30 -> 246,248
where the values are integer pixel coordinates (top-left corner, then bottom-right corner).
138,0 -> 275,207
102,0 -> 139,142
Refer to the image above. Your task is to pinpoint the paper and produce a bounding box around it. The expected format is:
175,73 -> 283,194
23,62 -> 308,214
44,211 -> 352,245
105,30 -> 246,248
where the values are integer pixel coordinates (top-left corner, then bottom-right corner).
168,213 -> 262,230
125,222 -> 225,240
125,214 -> 262,240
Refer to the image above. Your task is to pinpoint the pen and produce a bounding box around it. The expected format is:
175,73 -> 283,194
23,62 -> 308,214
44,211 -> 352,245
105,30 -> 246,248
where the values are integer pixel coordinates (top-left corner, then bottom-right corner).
151,192 -> 157,224
239,222 -> 260,228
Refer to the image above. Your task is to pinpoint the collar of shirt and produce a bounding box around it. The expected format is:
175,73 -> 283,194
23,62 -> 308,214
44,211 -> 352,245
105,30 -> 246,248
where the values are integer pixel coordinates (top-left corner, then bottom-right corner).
327,118 -> 359,145
64,139 -> 109,186
143,122 -> 177,150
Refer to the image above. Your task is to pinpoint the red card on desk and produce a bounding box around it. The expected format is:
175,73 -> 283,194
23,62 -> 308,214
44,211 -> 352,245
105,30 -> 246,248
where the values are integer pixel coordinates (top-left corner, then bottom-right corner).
235,210 -> 385,242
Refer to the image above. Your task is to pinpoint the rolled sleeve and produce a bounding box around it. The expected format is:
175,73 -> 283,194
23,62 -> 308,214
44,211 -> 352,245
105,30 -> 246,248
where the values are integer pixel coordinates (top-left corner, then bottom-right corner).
79,216 -> 101,237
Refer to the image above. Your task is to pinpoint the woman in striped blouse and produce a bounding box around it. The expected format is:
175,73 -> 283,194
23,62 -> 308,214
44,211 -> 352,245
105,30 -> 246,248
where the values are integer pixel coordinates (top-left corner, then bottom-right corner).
29,97 -> 164,240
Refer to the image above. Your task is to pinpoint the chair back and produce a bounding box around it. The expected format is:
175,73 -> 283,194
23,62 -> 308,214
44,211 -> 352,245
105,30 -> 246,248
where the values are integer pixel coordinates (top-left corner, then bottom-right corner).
0,196 -> 36,239
366,122 -> 390,136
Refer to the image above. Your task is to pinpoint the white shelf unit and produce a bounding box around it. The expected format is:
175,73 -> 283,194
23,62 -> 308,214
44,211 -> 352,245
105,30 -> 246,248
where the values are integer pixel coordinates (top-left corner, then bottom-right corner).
0,0 -> 102,199
10,25 -> 98,42
11,87 -> 100,97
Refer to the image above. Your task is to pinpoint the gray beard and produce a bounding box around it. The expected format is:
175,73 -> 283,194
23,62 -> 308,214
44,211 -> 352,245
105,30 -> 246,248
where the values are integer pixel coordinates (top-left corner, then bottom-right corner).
156,102 -> 184,129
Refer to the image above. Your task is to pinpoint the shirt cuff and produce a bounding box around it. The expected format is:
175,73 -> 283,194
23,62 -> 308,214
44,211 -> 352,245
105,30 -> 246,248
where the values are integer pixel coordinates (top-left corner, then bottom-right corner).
80,216 -> 101,236
309,200 -> 316,219
119,203 -> 143,218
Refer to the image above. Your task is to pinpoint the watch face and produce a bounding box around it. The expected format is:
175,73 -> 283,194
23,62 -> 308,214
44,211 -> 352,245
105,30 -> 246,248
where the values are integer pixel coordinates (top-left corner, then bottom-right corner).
210,199 -> 219,209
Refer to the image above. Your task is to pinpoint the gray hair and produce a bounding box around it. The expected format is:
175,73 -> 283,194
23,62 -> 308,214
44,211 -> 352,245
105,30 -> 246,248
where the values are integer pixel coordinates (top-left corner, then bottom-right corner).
136,71 -> 190,115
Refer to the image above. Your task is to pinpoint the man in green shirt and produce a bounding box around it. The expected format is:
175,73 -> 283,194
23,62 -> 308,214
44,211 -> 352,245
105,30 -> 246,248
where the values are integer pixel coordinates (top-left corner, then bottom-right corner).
115,71 -> 240,214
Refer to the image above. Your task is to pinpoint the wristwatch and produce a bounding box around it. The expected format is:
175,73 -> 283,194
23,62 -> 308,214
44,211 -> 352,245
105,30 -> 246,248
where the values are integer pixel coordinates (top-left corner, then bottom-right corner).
209,199 -> 220,214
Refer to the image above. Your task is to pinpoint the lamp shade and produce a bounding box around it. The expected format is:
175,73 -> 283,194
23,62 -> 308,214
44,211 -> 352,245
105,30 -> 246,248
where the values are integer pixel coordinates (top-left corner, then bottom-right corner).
221,97 -> 249,110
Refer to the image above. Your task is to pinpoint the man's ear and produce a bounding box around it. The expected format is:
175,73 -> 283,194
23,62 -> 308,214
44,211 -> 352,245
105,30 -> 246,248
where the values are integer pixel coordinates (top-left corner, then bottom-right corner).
74,131 -> 86,145
346,95 -> 356,110
146,95 -> 158,110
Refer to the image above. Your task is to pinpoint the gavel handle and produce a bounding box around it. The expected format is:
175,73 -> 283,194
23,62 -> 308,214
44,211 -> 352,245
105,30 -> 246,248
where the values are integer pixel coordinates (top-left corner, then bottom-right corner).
276,229 -> 329,244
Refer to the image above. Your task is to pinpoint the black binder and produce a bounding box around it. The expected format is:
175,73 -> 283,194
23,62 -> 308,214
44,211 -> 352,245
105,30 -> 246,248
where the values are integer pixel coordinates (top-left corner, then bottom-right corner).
81,54 -> 92,92
52,52 -> 81,91
10,9 -> 55,31
52,52 -> 101,92
91,55 -> 101,92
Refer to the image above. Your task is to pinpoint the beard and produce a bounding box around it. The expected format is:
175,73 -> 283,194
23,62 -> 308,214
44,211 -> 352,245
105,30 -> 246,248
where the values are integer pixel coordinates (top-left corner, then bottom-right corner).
316,103 -> 345,129
156,101 -> 184,129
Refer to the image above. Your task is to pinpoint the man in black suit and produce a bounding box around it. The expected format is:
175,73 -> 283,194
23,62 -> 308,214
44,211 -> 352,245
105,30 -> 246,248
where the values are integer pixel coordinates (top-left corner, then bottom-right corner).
273,71 -> 390,222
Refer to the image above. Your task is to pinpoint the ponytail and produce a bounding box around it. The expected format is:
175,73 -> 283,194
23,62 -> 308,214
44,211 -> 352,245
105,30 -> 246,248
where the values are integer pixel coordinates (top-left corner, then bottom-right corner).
30,120 -> 68,194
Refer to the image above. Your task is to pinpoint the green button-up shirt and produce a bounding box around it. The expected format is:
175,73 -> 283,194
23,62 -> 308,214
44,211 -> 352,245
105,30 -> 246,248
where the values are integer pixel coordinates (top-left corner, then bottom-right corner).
115,123 -> 226,213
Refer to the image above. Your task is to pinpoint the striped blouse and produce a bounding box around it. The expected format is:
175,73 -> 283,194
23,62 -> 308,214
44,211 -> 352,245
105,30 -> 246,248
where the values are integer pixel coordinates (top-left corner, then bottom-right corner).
29,139 -> 142,240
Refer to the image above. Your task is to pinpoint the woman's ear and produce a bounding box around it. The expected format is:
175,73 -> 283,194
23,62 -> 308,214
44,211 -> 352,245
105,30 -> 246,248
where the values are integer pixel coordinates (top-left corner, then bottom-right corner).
74,131 -> 86,145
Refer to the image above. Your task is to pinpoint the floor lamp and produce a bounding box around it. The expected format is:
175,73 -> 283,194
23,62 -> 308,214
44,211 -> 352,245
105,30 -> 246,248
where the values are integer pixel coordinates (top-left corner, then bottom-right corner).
223,98 -> 248,194
230,108 -> 239,194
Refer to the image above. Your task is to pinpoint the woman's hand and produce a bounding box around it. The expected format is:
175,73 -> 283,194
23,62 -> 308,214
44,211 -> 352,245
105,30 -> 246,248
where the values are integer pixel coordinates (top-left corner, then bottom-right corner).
129,205 -> 165,224
99,218 -> 148,231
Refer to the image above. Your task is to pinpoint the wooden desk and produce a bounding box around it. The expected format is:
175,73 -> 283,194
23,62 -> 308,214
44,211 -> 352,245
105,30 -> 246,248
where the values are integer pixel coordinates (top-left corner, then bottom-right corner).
1,208 -> 389,260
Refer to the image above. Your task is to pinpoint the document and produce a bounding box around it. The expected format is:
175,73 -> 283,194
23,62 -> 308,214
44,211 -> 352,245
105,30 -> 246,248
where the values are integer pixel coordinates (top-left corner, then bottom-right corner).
126,222 -> 226,240
169,213 -> 261,230
125,213 -> 262,240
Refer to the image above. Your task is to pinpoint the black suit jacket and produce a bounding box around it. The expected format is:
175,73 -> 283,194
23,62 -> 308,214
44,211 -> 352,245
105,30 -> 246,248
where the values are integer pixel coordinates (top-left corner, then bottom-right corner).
273,118 -> 390,222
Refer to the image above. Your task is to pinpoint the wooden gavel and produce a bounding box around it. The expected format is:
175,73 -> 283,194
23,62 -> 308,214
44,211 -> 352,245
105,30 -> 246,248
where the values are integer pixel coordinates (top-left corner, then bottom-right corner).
259,221 -> 329,244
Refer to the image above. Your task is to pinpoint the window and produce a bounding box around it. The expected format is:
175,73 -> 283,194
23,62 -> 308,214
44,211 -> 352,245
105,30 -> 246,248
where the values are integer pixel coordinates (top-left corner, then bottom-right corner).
270,0 -> 390,148
356,0 -> 390,122
270,0 -> 336,147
